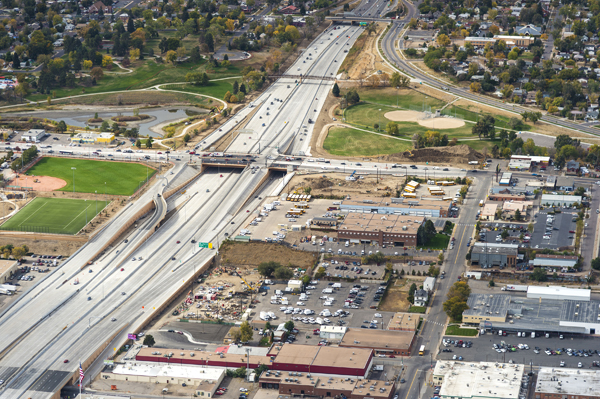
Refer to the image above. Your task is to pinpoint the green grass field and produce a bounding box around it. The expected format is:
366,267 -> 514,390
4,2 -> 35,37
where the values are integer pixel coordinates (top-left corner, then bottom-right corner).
26,158 -> 155,195
0,197 -> 106,234
162,78 -> 242,99
418,233 -> 450,249
353,87 -> 446,110
445,325 -> 479,336
323,127 -> 411,156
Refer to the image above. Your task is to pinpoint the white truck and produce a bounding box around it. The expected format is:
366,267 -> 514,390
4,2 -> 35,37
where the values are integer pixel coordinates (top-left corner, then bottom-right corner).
468,161 -> 479,165
501,285 -> 528,292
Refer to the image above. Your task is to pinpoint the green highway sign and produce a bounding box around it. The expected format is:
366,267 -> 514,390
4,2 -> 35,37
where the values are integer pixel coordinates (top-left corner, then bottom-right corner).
199,242 -> 209,248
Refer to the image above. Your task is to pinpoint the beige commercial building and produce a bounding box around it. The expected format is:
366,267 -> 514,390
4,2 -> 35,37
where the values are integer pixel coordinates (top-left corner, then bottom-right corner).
481,203 -> 498,221
433,361 -> 525,399
339,329 -> 415,356
387,312 -> 420,331
0,259 -> 18,284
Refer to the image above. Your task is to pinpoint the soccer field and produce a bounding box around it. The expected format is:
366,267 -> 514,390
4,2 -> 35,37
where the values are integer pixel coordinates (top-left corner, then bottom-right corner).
0,197 -> 106,235
26,157 -> 156,195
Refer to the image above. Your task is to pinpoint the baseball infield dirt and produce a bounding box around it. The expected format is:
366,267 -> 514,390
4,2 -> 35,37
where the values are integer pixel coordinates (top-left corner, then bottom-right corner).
10,175 -> 67,191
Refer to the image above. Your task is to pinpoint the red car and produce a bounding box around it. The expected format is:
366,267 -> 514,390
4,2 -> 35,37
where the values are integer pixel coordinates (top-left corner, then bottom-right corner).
120,268 -> 124,271
176,241 -> 180,244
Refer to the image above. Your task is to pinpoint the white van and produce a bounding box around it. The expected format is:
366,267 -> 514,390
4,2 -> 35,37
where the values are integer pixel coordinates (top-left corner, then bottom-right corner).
345,241 -> 349,247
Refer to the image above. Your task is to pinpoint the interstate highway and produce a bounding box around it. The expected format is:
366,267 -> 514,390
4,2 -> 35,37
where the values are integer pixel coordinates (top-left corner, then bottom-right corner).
0,3 -> 386,397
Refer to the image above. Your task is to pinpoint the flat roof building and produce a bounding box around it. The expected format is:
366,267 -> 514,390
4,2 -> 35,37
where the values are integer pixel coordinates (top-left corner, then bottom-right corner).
0,259 -> 18,284
338,212 -> 424,247
101,363 -> 225,397
481,203 -> 498,221
387,312 -> 420,331
532,254 -> 578,269
21,129 -> 45,143
319,326 -> 347,341
540,194 -> 582,207
339,329 -> 415,356
470,243 -> 517,268
499,172 -> 513,185
527,286 -> 590,301
340,196 -> 451,218
462,293 -> 600,335
259,373 -> 396,399
535,368 -> 600,399
433,361 -> 525,399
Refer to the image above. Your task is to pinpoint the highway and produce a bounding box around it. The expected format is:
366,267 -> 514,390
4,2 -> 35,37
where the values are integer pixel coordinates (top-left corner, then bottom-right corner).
0,2 -> 385,398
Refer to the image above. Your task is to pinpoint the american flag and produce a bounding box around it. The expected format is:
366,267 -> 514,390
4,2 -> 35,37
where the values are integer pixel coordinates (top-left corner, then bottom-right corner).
79,362 -> 84,382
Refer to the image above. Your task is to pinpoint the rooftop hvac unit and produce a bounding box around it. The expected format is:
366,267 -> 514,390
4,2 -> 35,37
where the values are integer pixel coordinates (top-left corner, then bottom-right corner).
370,388 -> 375,391
190,352 -> 195,357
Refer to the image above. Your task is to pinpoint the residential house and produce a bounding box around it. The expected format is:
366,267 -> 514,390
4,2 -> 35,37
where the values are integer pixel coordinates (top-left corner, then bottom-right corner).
89,1 -> 112,14
566,160 -> 580,175
279,5 -> 298,14
413,289 -> 429,307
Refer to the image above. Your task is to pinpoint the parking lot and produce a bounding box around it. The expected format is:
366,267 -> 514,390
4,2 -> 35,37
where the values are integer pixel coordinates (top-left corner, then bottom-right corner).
531,210 -> 578,249
253,280 -> 395,334
436,332 -> 600,368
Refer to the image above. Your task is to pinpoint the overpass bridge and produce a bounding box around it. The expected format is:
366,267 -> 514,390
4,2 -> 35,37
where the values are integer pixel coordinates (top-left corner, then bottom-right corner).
326,16 -> 392,23
268,74 -> 336,82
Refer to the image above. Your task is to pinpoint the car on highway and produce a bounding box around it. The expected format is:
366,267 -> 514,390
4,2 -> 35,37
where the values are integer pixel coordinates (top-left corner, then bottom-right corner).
120,268 -> 124,271
63,360 -> 69,363
111,318 -> 117,322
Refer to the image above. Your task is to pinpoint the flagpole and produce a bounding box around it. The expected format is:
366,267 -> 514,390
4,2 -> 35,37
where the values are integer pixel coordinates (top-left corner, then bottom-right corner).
79,360 -> 83,399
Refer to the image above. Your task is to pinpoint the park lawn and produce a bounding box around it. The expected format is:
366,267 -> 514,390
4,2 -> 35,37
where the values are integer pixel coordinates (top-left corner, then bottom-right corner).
345,103 -> 398,129
459,138 -> 503,152
442,105 -> 533,132
323,127 -> 411,156
418,233 -> 450,249
0,197 -> 106,235
352,87 -> 446,110
28,61 -> 168,101
445,325 -> 479,336
161,78 -> 242,99
26,157 -> 155,195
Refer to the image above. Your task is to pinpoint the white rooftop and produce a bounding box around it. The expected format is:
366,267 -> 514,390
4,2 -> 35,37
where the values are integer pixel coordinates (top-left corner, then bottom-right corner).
320,326 -> 347,333
112,362 -> 225,381
527,286 -> 590,300
434,361 -> 524,399
536,368 -> 600,396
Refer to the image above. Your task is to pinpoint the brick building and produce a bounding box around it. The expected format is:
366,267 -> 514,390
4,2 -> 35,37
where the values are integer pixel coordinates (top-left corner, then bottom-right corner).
387,312 -> 420,331
339,329 -> 415,356
337,213 -> 424,247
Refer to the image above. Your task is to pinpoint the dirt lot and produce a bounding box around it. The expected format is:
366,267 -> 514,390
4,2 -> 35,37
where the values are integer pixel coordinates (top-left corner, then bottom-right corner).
378,276 -> 430,312
381,144 -> 484,164
288,172 -> 406,198
0,199 -> 27,218
219,241 -> 317,269
339,23 -> 394,81
0,235 -> 85,255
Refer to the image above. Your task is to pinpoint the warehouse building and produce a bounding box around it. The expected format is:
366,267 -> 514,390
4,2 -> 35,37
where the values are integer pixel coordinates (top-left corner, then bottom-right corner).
527,286 -> 590,301
531,255 -> 578,270
337,213 -> 424,247
340,196 -> 451,217
462,293 -> 600,335
470,243 -> 518,268
259,372 -> 396,399
339,329 -> 415,356
387,312 -> 420,331
433,361 -> 525,399
101,363 -> 225,397
535,368 -> 600,399
488,193 -> 527,202
269,344 -> 374,377
540,194 -> 582,207
136,344 -> 374,377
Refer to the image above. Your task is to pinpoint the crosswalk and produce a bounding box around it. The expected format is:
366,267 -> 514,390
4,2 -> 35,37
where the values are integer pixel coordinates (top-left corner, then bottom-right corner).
422,319 -> 446,327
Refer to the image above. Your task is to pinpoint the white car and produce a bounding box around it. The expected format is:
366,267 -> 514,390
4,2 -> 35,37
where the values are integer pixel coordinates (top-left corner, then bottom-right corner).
374,313 -> 382,318
296,302 -> 305,306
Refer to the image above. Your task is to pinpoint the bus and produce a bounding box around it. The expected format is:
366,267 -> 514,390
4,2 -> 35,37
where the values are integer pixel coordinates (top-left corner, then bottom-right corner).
479,200 -> 484,207
404,186 -> 415,193
430,190 -> 445,196
402,192 -> 416,198
419,345 -> 425,356
59,150 -> 73,155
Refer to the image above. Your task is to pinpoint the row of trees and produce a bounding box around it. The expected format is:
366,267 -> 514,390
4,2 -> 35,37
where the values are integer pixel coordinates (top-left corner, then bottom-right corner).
0,244 -> 29,260
11,146 -> 38,171
257,261 -> 294,280
443,281 -> 470,321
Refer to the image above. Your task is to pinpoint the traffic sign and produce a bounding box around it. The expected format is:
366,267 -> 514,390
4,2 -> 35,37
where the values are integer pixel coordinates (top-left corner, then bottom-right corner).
199,242 -> 209,248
